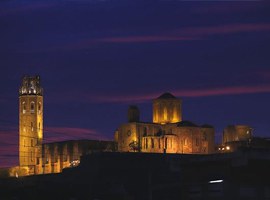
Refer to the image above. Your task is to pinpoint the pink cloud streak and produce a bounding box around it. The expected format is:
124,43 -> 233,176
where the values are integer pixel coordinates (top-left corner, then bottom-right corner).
0,2 -> 56,17
175,23 -> 270,36
96,35 -> 198,43
44,126 -> 109,142
64,23 -> 270,49
85,84 -> 270,103
99,23 -> 270,44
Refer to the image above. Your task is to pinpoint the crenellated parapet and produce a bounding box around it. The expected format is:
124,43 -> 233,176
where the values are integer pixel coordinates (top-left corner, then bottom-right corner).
19,75 -> 43,96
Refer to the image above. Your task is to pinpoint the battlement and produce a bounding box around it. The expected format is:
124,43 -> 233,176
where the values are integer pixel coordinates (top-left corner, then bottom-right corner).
19,75 -> 43,96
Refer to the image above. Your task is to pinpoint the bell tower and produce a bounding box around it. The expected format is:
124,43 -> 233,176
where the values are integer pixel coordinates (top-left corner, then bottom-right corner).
19,75 -> 43,174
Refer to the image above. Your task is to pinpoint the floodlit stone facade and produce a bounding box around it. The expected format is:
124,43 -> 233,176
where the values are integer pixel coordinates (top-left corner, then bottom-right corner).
17,76 -> 115,176
115,93 -> 215,154
222,125 -> 253,144
217,125 -> 253,153
42,140 -> 115,174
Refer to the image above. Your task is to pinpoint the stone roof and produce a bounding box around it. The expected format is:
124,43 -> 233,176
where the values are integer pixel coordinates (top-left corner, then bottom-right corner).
177,121 -> 198,127
201,124 -> 214,128
157,92 -> 176,99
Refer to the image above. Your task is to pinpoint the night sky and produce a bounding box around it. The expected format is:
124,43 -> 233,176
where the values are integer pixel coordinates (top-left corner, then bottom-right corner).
1,0 -> 270,168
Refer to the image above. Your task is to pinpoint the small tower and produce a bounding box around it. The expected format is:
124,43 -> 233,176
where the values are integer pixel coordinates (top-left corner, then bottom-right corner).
153,92 -> 182,124
128,105 -> 140,122
19,75 -> 43,174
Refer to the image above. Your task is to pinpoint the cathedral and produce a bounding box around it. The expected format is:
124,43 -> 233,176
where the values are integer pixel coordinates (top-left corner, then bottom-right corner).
115,93 -> 215,154
7,75 -> 258,177
14,75 -> 215,176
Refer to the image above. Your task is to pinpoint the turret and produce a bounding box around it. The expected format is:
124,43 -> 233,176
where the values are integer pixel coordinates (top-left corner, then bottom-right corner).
128,105 -> 140,122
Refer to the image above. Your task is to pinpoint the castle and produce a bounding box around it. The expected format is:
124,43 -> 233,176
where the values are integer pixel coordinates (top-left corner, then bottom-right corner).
7,75 -> 258,176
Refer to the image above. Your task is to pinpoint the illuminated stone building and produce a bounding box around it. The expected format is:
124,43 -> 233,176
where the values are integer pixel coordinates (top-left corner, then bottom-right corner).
115,93 -> 215,154
19,76 -> 43,175
217,125 -> 253,152
222,125 -> 253,144
42,140 -> 115,174
17,76 -> 115,176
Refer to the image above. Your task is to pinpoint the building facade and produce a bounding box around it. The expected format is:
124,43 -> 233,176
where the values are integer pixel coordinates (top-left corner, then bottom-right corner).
115,93 -> 215,154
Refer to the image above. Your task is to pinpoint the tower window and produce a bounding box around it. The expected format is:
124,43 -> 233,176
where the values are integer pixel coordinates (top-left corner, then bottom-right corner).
30,102 -> 35,113
22,102 -> 26,114
31,122 -> 34,131
143,138 -> 145,149
31,151 -> 33,161
38,102 -> 41,114
144,138 -> 147,149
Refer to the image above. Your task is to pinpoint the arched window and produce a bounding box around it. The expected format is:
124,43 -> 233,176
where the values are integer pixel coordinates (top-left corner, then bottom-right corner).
158,138 -> 161,149
30,102 -> 35,113
151,138 -> 154,148
31,122 -> 34,131
146,138 -> 148,149
22,102 -> 26,114
165,138 -> 168,149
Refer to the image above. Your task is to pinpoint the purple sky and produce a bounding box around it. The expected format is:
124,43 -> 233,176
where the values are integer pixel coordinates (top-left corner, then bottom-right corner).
1,0 -> 270,168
